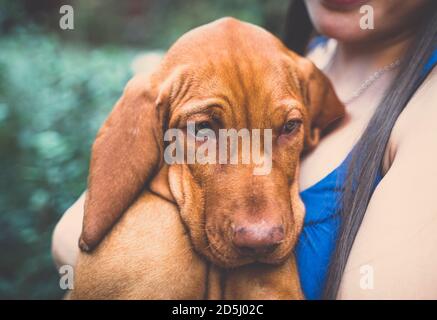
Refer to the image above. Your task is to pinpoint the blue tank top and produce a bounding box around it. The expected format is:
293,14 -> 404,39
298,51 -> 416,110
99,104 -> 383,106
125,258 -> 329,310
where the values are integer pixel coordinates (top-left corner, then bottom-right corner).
296,43 -> 437,300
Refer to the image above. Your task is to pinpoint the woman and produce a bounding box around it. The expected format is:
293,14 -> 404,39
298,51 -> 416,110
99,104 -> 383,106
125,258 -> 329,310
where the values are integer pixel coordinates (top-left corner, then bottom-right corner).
285,0 -> 437,299
52,0 -> 437,299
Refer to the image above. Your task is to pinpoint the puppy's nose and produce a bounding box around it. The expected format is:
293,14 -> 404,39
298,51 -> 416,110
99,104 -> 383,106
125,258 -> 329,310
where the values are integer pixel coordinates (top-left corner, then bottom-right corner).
232,224 -> 284,255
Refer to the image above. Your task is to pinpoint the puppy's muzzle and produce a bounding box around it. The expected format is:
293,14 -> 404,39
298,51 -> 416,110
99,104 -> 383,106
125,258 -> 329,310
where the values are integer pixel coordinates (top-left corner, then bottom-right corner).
232,223 -> 285,257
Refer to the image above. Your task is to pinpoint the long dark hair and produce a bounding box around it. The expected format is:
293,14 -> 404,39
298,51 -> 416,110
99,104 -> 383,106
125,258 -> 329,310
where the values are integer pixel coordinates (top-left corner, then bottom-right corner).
283,0 -> 437,299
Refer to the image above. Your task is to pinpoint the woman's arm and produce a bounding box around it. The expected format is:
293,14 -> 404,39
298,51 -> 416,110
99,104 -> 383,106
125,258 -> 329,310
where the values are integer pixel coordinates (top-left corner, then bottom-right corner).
338,69 -> 437,299
51,192 -> 85,269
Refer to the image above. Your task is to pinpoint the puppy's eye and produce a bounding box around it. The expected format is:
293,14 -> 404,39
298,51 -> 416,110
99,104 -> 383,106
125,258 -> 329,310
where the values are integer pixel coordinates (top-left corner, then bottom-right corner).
282,119 -> 302,135
195,121 -> 212,135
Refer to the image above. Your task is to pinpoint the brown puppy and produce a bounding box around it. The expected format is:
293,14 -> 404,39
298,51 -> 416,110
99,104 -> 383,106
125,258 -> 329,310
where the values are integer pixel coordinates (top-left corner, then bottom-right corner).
71,18 -> 344,299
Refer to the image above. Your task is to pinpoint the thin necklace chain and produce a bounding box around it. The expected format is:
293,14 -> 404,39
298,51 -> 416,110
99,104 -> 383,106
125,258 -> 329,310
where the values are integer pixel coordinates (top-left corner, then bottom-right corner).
324,54 -> 401,105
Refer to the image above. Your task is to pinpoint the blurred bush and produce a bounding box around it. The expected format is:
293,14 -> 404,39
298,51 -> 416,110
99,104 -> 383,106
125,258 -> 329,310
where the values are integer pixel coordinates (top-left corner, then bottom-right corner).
0,0 -> 289,299
0,0 -> 288,49
0,29 -> 137,299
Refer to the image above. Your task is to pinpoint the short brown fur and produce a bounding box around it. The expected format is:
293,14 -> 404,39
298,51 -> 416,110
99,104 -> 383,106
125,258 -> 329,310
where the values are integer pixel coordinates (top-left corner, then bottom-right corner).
72,18 -> 344,300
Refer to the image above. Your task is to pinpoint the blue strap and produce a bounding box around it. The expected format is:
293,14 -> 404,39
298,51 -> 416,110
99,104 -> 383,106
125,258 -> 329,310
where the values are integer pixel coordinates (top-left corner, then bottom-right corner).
307,36 -> 328,52
422,48 -> 437,77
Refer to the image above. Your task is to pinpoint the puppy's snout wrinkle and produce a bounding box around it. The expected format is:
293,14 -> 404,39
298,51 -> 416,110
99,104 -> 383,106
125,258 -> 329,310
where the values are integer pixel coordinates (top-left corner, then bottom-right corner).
232,223 -> 285,256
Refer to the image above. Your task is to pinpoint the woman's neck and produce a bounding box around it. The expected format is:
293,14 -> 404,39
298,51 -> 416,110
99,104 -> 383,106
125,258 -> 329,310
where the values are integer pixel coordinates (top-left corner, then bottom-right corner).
326,31 -> 415,104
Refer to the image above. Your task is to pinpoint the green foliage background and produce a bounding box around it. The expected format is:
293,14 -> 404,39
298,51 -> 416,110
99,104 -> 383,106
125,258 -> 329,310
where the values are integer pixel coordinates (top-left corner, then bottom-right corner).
0,0 -> 289,299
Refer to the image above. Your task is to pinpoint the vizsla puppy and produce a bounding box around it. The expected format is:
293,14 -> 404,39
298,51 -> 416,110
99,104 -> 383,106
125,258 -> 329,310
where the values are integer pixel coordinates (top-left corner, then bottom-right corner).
71,18 -> 344,300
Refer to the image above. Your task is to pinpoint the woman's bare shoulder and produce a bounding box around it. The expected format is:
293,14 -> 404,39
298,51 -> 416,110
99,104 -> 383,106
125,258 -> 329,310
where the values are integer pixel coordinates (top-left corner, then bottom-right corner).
339,67 -> 437,299
384,67 -> 437,172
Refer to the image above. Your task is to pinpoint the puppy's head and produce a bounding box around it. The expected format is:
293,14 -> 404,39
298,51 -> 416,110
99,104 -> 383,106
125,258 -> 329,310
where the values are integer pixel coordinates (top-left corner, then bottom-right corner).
80,18 -> 344,268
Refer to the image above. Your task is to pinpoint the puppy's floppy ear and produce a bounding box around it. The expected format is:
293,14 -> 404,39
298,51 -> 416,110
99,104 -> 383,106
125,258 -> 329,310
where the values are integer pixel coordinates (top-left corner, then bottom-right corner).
79,73 -> 170,251
296,57 -> 345,151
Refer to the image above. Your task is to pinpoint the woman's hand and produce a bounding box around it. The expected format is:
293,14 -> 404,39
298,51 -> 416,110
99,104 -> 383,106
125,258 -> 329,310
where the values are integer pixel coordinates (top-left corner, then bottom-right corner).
51,192 -> 86,269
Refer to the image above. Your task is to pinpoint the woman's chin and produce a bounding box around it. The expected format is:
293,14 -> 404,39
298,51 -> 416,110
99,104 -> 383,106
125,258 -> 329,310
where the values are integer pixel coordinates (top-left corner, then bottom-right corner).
306,0 -> 374,43
321,0 -> 370,12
